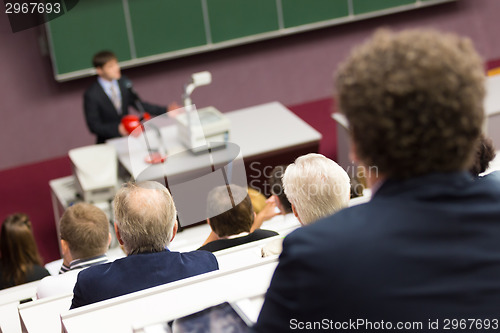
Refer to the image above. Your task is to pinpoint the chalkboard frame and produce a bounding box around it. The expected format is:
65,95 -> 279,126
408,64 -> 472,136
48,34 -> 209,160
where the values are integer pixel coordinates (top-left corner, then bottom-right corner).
46,0 -> 458,82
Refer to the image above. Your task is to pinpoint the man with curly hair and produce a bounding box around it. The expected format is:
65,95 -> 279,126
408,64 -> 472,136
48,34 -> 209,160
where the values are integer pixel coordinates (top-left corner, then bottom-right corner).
253,29 -> 500,332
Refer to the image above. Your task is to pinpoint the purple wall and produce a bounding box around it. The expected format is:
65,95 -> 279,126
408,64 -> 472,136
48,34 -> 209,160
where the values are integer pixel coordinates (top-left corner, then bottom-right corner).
1,0 -> 499,171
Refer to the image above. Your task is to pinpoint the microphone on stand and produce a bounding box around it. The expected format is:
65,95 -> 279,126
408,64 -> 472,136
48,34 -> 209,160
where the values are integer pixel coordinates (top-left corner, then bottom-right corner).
121,78 -> 167,163
123,79 -> 147,119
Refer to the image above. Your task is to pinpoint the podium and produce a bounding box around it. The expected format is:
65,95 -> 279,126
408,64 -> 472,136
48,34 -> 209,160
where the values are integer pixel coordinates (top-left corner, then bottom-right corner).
107,101 -> 321,195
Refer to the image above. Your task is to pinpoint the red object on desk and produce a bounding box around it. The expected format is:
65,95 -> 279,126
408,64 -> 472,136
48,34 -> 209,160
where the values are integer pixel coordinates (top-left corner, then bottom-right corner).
121,114 -> 167,164
121,113 -> 152,135
144,152 -> 167,164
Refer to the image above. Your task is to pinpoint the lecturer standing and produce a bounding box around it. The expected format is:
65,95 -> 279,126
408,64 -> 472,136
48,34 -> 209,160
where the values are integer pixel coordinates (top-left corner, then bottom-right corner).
83,51 -> 178,143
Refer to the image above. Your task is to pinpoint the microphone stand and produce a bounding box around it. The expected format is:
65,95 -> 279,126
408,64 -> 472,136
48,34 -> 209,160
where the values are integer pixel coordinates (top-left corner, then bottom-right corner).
128,84 -> 168,162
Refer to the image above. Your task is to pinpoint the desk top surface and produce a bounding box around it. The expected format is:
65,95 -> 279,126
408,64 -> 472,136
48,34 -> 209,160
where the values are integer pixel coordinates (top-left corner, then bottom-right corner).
107,102 -> 322,180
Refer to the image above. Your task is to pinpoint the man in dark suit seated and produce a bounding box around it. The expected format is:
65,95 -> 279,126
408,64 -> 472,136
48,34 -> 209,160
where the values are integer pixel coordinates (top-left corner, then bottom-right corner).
70,181 -> 218,309
83,51 -> 178,143
198,184 -> 278,253
253,29 -> 500,332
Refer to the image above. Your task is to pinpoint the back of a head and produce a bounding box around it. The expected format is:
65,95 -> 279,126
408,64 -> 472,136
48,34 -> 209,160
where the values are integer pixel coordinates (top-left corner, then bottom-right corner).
206,184 -> 254,238
92,50 -> 116,68
336,29 -> 485,179
0,213 -> 42,285
113,181 -> 177,255
247,188 -> 267,214
283,153 -> 350,225
60,203 -> 110,260
269,165 -> 293,214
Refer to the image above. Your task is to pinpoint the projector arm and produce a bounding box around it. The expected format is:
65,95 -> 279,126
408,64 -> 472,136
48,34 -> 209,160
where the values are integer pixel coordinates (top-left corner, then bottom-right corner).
183,71 -> 212,107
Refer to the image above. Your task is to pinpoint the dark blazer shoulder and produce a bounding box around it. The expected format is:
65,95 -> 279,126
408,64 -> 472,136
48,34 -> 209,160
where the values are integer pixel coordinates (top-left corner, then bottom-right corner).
178,249 -> 219,267
84,80 -> 104,97
76,260 -> 111,282
78,250 -> 218,279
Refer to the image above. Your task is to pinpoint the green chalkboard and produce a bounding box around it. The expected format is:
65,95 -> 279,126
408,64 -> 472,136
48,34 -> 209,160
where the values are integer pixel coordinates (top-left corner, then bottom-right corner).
352,0 -> 417,15
207,0 -> 279,43
281,0 -> 349,28
46,0 -> 457,81
47,0 -> 131,75
128,0 -> 207,58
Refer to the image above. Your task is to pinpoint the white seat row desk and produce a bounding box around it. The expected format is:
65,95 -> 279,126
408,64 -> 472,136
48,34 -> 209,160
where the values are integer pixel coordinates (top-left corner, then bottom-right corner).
60,258 -> 278,333
17,234 -> 289,333
0,281 -> 40,333
18,293 -> 72,333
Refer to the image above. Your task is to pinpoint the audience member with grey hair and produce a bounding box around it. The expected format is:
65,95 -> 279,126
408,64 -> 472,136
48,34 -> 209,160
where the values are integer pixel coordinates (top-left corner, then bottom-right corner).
71,181 -> 218,309
283,153 -> 350,225
198,184 -> 278,253
113,181 -> 176,255
261,154 -> 349,257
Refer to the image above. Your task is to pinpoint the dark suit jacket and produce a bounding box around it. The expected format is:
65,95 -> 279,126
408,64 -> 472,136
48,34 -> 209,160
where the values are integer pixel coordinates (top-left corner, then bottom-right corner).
70,249 -> 218,309
83,76 -> 167,143
254,172 -> 500,332
198,229 -> 278,253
